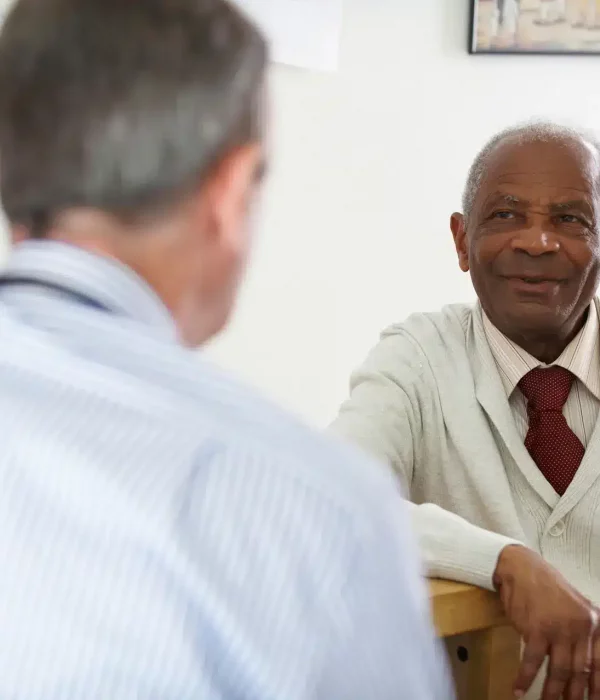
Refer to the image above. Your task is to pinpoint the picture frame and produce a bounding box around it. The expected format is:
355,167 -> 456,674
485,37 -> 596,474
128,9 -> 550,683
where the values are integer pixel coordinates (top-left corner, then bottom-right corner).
470,0 -> 600,55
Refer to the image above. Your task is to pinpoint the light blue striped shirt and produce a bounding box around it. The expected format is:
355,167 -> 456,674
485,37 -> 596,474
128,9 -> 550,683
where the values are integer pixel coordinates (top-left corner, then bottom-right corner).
0,241 -> 452,700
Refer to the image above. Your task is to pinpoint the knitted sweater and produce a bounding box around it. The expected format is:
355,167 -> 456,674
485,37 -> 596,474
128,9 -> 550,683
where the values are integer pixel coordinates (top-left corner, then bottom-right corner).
331,301 -> 600,605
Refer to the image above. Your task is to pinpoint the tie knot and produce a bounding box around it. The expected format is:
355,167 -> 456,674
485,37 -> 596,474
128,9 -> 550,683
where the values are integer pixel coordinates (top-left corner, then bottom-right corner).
518,366 -> 575,411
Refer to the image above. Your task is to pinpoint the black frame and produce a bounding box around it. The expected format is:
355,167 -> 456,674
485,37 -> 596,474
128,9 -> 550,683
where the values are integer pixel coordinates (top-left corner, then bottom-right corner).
469,0 -> 600,55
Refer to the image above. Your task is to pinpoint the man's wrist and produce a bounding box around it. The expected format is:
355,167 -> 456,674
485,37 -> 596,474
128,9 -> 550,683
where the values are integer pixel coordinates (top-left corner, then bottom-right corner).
492,543 -> 527,591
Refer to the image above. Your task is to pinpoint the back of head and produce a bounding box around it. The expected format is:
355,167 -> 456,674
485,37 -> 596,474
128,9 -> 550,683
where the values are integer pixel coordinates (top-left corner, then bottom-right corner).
0,0 -> 267,236
0,0 -> 268,346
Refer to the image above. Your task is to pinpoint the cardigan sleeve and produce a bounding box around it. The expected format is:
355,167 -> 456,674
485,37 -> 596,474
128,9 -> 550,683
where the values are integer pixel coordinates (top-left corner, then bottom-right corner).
330,331 -> 521,591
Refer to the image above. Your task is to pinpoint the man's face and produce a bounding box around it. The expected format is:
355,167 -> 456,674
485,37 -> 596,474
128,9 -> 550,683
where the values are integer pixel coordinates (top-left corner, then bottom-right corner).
452,137 -> 600,342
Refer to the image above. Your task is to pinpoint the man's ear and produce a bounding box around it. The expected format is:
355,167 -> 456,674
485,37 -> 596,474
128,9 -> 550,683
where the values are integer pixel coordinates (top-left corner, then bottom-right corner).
450,212 -> 469,273
10,224 -> 28,245
203,142 -> 263,253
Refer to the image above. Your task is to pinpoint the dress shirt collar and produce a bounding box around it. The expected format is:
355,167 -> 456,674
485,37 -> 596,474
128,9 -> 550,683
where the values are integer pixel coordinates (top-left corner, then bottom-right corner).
481,301 -> 600,401
1,241 -> 177,341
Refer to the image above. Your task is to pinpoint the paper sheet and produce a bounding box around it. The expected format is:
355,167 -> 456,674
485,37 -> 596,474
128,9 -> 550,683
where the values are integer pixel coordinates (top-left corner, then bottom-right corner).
0,0 -> 11,24
233,0 -> 343,73
0,0 -> 343,72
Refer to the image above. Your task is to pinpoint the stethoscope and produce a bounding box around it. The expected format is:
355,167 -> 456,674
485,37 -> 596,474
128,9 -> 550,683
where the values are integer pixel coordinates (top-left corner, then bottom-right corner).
0,276 -> 111,312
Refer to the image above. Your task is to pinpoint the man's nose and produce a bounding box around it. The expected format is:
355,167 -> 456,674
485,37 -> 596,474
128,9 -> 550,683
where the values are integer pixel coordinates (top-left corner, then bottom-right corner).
510,225 -> 560,256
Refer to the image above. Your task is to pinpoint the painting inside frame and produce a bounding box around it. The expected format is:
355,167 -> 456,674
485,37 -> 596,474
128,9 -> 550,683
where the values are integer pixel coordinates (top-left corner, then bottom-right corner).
471,0 -> 600,54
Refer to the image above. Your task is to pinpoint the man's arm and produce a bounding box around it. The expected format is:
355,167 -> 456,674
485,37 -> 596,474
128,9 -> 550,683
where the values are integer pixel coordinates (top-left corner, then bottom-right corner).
330,333 -> 519,590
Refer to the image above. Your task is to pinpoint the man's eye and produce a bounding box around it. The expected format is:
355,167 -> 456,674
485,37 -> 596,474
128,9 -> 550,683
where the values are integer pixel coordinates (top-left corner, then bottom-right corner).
491,211 -> 515,220
559,214 -> 582,224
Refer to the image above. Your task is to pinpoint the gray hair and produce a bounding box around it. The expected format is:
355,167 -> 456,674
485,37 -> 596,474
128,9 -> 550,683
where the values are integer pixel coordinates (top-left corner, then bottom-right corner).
0,0 -> 267,237
462,121 -> 600,222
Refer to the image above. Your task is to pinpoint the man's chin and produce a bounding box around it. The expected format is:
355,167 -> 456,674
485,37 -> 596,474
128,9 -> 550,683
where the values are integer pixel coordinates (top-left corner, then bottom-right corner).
504,303 -> 565,334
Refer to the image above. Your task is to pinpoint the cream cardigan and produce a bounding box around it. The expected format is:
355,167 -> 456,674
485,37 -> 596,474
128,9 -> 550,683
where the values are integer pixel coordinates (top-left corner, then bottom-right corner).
331,301 -> 600,605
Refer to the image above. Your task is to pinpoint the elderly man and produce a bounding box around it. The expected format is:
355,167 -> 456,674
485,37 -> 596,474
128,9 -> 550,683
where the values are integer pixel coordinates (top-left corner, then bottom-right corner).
0,0 -> 451,698
332,122 -> 600,700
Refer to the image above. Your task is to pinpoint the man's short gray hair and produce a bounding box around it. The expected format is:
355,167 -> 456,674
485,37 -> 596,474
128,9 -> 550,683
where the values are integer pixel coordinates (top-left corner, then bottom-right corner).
462,121 -> 600,222
0,0 -> 267,237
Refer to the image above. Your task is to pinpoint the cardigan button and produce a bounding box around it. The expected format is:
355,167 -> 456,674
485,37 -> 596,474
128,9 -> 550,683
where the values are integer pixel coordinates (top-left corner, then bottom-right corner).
549,520 -> 566,537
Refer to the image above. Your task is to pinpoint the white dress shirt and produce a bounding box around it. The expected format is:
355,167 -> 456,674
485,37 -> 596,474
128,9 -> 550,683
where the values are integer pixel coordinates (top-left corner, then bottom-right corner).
0,241 -> 452,700
482,304 -> 600,448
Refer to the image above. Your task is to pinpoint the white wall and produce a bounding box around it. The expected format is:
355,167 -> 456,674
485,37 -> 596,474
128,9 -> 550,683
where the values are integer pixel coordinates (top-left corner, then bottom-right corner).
3,0 -> 600,426
207,0 -> 600,425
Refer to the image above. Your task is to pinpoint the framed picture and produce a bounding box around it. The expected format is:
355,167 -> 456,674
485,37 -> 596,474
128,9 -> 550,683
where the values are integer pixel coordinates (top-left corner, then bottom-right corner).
470,0 -> 600,54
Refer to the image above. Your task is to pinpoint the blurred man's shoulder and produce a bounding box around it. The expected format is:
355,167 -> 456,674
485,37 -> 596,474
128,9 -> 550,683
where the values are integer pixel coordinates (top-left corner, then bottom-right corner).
186,355 -> 401,514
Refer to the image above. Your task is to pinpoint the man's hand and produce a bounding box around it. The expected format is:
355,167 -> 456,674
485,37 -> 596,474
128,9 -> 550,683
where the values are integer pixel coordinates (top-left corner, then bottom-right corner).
493,544 -> 599,700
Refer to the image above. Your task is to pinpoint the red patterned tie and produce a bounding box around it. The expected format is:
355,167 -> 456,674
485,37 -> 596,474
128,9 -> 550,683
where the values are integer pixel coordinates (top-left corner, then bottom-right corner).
518,367 -> 584,496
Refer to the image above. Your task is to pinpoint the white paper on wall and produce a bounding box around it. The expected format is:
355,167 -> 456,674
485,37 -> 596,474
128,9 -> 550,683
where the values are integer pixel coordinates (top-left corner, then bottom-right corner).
0,0 -> 11,24
233,0 -> 343,73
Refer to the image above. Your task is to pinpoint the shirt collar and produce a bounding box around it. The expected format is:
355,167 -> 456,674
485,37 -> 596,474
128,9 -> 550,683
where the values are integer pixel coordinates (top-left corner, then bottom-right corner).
482,301 -> 600,401
1,241 -> 177,341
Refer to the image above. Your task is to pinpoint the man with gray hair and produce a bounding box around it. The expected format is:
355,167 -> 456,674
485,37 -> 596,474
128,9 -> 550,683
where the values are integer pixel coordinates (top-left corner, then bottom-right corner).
332,121 -> 600,700
0,0 -> 451,698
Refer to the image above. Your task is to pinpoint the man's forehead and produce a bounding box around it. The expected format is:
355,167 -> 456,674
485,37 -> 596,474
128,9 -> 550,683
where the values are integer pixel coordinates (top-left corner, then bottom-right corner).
481,189 -> 596,212
477,137 -> 600,198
